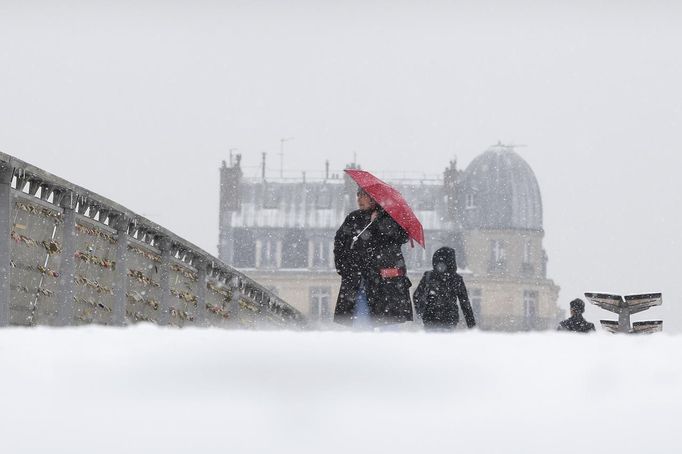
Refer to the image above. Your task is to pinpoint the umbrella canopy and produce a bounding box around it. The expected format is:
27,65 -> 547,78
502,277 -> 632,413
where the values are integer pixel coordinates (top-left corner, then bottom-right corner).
345,169 -> 425,248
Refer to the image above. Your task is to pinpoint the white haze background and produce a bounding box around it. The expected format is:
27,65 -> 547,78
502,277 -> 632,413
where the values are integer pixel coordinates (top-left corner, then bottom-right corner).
0,1 -> 680,328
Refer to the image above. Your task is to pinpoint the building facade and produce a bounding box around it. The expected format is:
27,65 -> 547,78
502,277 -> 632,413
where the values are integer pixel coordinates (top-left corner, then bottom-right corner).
218,145 -> 563,330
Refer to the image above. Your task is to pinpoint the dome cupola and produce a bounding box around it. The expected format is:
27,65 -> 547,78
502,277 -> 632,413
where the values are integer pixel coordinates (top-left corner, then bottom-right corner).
459,143 -> 543,231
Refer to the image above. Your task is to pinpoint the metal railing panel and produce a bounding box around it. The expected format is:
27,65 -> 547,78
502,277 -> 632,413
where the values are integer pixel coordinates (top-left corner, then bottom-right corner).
72,216 -> 118,325
125,241 -> 163,324
9,194 -> 63,325
168,260 -> 199,327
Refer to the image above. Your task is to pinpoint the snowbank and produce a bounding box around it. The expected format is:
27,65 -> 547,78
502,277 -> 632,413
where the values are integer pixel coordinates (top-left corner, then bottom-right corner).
1,327 -> 680,453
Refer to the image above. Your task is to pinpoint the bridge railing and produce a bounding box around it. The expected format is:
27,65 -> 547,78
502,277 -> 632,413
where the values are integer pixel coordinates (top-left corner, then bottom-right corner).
0,151 -> 306,329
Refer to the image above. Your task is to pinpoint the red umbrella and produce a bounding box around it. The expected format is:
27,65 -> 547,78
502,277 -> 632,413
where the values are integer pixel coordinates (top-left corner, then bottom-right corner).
345,169 -> 425,248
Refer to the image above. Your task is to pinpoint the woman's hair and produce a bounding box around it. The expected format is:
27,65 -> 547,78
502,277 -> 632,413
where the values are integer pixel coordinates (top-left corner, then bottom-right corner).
356,188 -> 379,209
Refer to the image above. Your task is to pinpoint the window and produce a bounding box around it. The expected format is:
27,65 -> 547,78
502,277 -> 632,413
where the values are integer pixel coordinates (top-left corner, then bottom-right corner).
470,288 -> 482,322
309,287 -> 332,322
418,195 -> 435,210
282,230 -> 307,268
257,238 -> 277,268
315,185 -> 332,209
489,240 -> 506,272
233,229 -> 256,268
523,290 -> 538,330
466,193 -> 476,209
411,244 -> 429,269
263,184 -> 280,209
311,239 -> 330,268
521,240 -> 534,274
523,240 -> 532,264
542,250 -> 548,277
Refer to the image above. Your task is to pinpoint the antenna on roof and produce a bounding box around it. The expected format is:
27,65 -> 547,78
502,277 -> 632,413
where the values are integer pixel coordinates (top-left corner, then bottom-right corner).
279,137 -> 294,178
261,152 -> 266,181
491,141 -> 527,151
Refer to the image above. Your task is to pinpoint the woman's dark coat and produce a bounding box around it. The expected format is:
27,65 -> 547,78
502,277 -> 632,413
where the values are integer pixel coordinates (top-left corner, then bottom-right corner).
413,247 -> 476,330
333,209 -> 413,326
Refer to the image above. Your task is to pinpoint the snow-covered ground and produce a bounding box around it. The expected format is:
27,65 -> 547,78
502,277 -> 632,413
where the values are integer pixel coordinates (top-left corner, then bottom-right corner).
1,327 -> 680,454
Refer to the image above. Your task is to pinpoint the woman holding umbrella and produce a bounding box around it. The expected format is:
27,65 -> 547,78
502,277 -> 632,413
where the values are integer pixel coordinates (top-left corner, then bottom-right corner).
333,170 -> 423,327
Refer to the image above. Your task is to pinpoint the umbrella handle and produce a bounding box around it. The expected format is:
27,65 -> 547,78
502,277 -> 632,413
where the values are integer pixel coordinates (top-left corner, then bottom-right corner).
350,220 -> 374,249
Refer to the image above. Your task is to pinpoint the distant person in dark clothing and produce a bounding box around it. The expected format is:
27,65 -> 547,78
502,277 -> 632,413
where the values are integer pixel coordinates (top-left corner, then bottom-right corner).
413,247 -> 476,332
557,298 -> 595,332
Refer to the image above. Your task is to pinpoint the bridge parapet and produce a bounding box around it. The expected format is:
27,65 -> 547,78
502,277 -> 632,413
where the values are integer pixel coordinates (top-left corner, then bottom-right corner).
0,151 -> 306,329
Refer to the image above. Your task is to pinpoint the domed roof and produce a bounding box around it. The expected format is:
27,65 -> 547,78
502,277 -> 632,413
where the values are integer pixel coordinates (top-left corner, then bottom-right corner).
459,144 -> 543,231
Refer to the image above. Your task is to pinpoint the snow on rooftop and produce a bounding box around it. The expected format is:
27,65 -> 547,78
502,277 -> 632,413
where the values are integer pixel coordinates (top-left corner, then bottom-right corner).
232,201 -> 346,229
230,178 -> 449,231
2,327 -> 679,453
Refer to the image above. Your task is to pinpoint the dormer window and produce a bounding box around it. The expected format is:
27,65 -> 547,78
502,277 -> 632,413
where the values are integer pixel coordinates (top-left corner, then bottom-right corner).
418,197 -> 435,210
263,184 -> 280,209
315,185 -> 332,209
465,193 -> 476,209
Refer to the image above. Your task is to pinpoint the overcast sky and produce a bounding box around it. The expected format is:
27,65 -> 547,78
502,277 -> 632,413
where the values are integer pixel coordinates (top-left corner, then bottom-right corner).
1,1 -> 680,329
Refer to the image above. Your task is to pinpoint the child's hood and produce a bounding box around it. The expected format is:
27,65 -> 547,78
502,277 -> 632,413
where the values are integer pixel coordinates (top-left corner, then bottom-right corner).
432,247 -> 458,274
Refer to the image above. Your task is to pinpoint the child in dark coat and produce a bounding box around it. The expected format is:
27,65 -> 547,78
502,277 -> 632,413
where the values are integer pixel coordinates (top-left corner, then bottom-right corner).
413,247 -> 476,331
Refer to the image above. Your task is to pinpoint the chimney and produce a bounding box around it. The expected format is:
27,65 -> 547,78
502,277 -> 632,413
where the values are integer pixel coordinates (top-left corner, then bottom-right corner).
443,158 -> 458,219
219,155 -> 243,263
261,152 -> 266,181
220,156 -> 243,213
343,162 -> 360,204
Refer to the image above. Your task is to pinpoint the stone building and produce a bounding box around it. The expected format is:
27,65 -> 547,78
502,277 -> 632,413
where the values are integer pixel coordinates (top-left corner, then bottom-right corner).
218,144 -> 563,330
